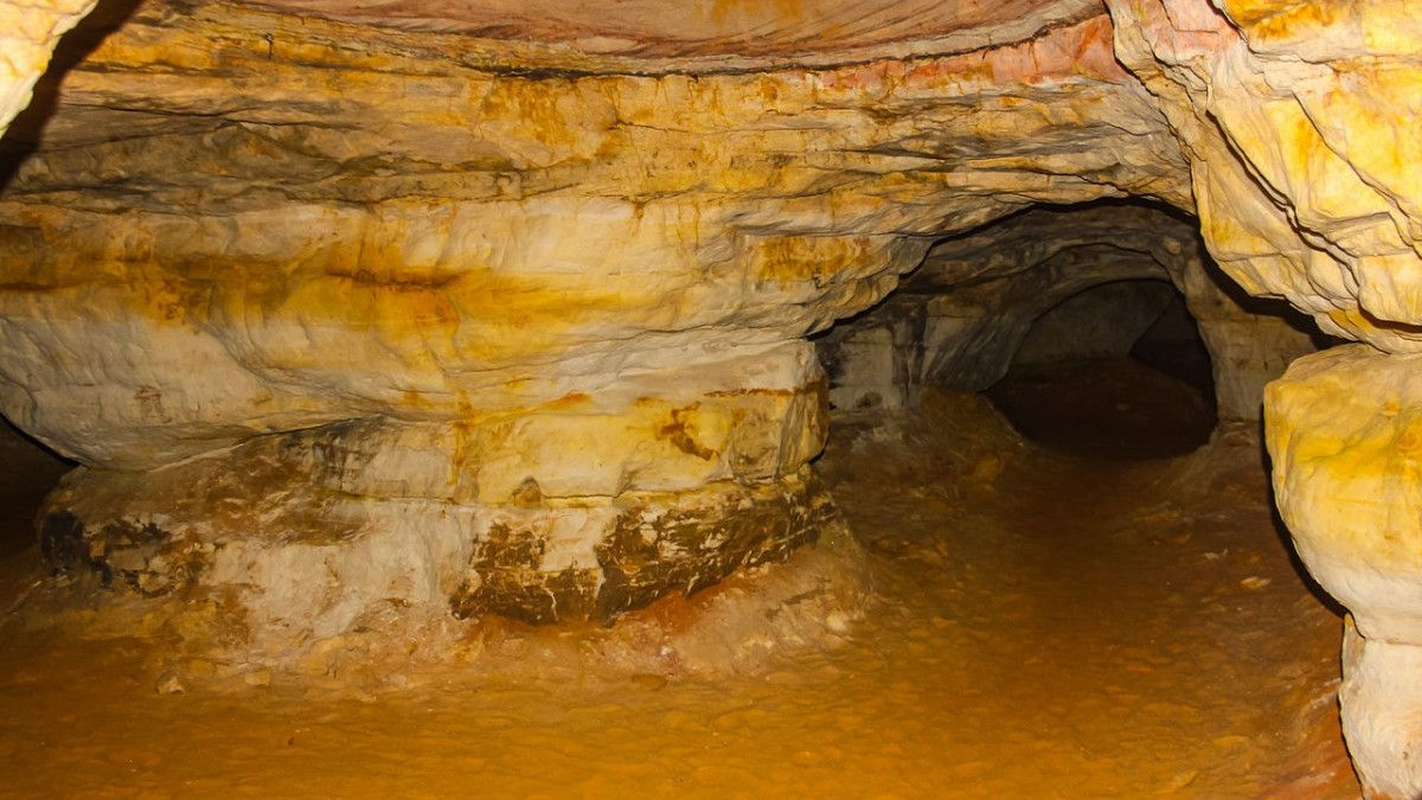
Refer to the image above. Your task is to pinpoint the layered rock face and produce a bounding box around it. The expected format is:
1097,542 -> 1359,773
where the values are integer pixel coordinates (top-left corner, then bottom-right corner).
816,203 -> 1319,420
1110,0 -> 1422,354
3,0 -> 1422,791
0,0 -> 1187,640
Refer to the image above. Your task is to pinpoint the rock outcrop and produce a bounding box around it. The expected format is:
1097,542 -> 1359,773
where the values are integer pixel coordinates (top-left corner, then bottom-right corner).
1268,346 -> 1422,799
1103,2 -> 1422,794
1109,0 -> 1422,353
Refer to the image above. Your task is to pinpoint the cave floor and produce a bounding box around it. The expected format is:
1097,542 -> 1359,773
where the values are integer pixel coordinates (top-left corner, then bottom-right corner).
0,388 -> 1357,797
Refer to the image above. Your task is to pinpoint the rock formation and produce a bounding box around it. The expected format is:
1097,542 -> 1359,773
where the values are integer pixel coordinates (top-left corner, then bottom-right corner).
2,0 -> 1422,793
815,203 -> 1319,419
1104,2 -> 1422,795
0,0 -> 97,131
0,0 -> 1185,640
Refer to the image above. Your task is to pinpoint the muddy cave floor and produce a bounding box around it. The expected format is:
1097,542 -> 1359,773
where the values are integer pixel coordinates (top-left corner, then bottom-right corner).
0,359 -> 1357,797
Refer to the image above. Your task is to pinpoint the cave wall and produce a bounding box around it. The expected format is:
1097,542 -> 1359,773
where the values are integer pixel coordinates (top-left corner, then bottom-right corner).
3,1 -> 1422,791
0,0 -> 1195,642
816,204 -> 1317,420
1103,4 -> 1422,793
1109,0 -> 1422,352
1010,280 -> 1179,367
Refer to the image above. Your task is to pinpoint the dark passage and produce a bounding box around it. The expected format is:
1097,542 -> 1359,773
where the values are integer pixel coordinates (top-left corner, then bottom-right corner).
986,280 -> 1217,459
0,421 -> 70,560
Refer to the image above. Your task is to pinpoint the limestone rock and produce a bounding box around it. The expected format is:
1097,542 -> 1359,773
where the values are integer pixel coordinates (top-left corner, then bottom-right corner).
0,1 -> 1190,469
0,0 -> 1196,642
1266,345 -> 1422,645
0,0 -> 1419,790
1341,616 -> 1422,800
1267,345 -> 1422,797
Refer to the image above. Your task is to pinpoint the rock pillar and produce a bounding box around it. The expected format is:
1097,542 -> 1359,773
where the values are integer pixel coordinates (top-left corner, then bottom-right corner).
1268,346 -> 1422,798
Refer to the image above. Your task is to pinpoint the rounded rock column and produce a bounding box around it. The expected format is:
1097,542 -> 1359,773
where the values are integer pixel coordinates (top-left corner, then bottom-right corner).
1267,345 -> 1422,798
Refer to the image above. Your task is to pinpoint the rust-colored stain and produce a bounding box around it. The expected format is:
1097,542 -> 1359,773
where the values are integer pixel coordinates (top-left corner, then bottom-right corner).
657,404 -> 718,461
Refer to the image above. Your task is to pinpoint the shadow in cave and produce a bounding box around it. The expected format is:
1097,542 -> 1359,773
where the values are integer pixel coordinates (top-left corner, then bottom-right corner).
0,417 -> 72,562
1257,421 -> 1349,620
985,279 -> 1218,460
0,0 -> 145,192
0,0 -> 139,565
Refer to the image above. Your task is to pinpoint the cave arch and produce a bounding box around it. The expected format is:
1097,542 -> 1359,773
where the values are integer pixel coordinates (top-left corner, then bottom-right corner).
815,201 -> 1319,427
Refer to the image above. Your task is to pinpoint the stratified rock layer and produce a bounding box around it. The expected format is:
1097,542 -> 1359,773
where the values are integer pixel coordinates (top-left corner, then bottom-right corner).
3,3 -> 1422,789
0,0 -> 1191,641
0,1 -> 1187,470
1109,0 -> 1422,351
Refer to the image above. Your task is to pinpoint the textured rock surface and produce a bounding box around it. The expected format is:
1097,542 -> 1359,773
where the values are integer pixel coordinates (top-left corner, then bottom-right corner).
0,1 -> 1188,470
0,0 -> 1195,642
0,0 -> 1420,789
1267,345 -> 1422,798
1109,2 -> 1422,792
1108,0 -> 1422,350
816,204 -> 1318,419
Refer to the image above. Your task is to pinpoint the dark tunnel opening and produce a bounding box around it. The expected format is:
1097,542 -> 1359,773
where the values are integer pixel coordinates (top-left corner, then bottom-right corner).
984,278 -> 1218,460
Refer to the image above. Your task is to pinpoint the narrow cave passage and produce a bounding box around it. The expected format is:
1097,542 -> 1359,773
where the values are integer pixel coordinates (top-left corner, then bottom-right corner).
985,279 -> 1218,459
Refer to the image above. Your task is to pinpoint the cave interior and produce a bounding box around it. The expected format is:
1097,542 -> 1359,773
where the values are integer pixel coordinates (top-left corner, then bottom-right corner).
1,0 -> 1420,796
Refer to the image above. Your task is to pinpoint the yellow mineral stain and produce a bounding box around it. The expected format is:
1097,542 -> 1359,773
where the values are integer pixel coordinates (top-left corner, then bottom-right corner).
749,235 -> 876,285
1235,0 -> 1343,40
478,78 -> 579,149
